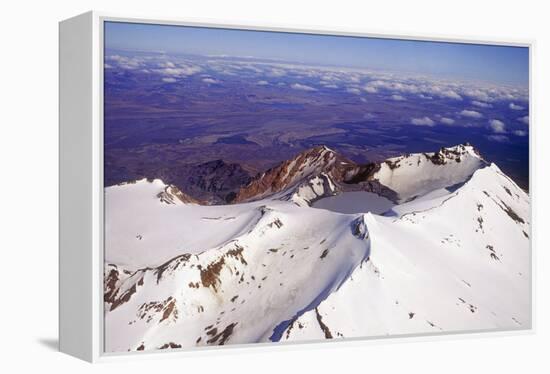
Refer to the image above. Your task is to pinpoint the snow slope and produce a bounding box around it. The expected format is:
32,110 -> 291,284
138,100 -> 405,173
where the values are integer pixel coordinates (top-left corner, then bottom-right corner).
104,146 -> 530,353
105,201 -> 371,352
105,179 -> 261,268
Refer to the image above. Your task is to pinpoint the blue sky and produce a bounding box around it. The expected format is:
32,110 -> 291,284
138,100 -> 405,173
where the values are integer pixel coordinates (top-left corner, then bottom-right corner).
105,21 -> 529,86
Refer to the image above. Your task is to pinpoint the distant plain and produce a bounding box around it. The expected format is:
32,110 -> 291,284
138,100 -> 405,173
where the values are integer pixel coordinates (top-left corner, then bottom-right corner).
104,50 -> 530,194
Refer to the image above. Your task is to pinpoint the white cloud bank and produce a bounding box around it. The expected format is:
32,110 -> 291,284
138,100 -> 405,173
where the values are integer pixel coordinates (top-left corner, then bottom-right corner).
106,53 -> 529,108
440,117 -> 455,125
346,87 -> 361,95
518,115 -> 529,125
291,83 -> 317,91
509,103 -> 525,110
460,110 -> 483,119
472,101 -> 492,108
364,85 -> 378,93
489,119 -> 506,134
410,117 -> 435,126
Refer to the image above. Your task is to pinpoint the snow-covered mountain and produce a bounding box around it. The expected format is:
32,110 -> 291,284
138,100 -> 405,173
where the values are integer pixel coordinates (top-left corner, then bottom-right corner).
104,145 -> 530,353
233,143 -> 485,206
280,163 -> 530,341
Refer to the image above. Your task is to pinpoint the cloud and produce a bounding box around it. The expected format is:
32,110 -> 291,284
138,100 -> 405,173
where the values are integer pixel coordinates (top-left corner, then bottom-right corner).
518,115 -> 529,125
472,100 -> 492,108
366,78 -> 462,100
391,94 -> 405,101
364,80 -> 418,95
455,82 -> 526,103
106,54 -> 124,62
323,84 -> 339,89
440,117 -> 455,125
240,64 -> 264,74
158,65 -> 202,77
460,110 -> 483,118
509,102 -> 525,110
489,119 -> 506,133
346,87 -> 361,95
267,68 -> 286,77
159,61 -> 176,68
106,54 -> 143,70
202,78 -> 219,84
513,130 -> 527,137
439,90 -> 462,100
256,80 -> 269,86
162,77 -> 177,83
321,74 -> 340,82
411,116 -> 435,126
291,83 -> 317,91
363,86 -> 378,93
487,135 -> 509,143
463,89 -> 491,102
161,68 -> 182,75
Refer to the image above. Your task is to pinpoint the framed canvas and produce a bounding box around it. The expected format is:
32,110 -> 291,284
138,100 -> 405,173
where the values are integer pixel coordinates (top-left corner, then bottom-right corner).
59,11 -> 533,362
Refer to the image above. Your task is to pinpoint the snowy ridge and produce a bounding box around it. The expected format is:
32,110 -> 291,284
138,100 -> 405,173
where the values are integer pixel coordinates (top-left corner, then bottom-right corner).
288,173 -> 338,207
104,145 -> 530,352
373,144 -> 487,202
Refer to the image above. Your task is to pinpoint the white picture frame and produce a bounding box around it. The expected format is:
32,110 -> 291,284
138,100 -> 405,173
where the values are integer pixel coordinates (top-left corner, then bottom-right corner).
59,10 -> 534,362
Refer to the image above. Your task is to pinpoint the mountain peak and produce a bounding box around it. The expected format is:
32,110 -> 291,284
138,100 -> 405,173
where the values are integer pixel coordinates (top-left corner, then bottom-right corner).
442,143 -> 483,159
296,145 -> 337,161
233,146 -> 353,203
310,144 -> 335,153
374,144 -> 487,202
